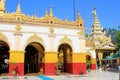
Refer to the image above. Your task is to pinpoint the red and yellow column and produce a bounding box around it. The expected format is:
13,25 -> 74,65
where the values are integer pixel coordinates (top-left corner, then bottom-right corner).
9,51 -> 25,76
91,59 -> 96,70
71,53 -> 87,74
9,29 -> 25,76
44,52 -> 58,75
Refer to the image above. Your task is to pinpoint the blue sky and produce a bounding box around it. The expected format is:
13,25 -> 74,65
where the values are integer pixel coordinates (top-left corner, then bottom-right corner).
5,0 -> 120,33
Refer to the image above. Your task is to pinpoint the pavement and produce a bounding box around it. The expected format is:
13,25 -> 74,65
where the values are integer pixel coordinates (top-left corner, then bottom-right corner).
0,70 -> 119,80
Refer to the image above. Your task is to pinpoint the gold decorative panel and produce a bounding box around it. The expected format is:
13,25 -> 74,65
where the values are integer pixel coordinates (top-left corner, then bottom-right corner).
0,32 -> 8,41
24,34 -> 45,50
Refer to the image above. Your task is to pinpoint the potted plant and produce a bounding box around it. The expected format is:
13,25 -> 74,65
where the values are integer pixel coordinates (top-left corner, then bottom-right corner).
56,62 -> 62,75
86,60 -> 92,72
11,62 -> 18,76
12,69 -> 17,76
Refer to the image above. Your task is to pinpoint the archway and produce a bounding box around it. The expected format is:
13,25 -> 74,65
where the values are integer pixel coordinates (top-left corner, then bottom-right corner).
86,55 -> 92,72
24,42 -> 45,74
58,43 -> 72,73
0,40 -> 10,75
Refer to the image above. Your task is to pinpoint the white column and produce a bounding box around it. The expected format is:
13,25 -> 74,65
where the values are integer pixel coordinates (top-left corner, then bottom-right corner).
48,34 -> 56,51
79,37 -> 86,53
14,32 -> 22,50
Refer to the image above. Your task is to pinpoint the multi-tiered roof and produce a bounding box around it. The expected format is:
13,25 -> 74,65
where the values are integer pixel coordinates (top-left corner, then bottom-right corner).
0,0 -> 84,30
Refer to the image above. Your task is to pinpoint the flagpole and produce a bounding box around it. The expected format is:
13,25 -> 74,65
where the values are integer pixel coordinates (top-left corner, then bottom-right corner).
73,0 -> 76,21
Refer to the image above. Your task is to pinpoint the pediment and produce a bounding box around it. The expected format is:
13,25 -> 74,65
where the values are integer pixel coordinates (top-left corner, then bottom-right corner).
98,39 -> 115,50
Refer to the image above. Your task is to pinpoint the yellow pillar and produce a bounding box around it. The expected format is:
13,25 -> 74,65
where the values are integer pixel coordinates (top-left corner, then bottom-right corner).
72,53 -> 86,63
98,52 -> 103,69
91,59 -> 96,64
44,52 -> 58,63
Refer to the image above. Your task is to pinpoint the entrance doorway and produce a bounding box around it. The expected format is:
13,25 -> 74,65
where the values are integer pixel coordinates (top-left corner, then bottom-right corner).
24,42 -> 45,75
0,41 -> 9,75
58,43 -> 72,73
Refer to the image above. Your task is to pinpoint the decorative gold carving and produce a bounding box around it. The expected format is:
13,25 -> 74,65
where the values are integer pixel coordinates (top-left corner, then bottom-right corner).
49,27 -> 54,33
98,35 -> 115,48
86,39 -> 95,47
78,30 -> 84,35
60,36 -> 72,44
0,32 -> 7,41
24,33 -> 46,50
58,36 -> 73,52
0,32 -> 12,49
0,2 -> 85,27
27,34 -> 43,43
15,24 -> 22,31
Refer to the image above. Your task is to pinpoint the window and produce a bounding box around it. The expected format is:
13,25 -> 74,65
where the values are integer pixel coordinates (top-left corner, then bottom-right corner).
80,24 -> 82,26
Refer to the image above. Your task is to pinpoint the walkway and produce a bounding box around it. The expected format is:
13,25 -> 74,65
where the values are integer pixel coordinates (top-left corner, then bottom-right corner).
0,70 -> 119,80
48,70 -> 119,80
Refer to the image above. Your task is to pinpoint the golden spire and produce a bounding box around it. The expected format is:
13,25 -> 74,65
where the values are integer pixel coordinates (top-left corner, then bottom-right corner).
77,11 -> 83,21
92,7 -> 100,27
75,10 -> 84,27
0,0 -> 6,13
16,1 -> 22,14
45,9 -> 48,16
49,6 -> 54,16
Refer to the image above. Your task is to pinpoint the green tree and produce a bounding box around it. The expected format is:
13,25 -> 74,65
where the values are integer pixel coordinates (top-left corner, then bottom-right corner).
115,30 -> 120,50
107,28 -> 117,44
85,34 -> 88,37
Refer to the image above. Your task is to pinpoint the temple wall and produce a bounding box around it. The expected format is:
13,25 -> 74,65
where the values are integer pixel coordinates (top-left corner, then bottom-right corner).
0,23 -> 85,53
0,23 -> 91,75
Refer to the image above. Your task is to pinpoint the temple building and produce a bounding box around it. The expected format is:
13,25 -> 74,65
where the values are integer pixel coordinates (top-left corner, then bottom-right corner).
0,0 -> 115,76
87,7 -> 116,69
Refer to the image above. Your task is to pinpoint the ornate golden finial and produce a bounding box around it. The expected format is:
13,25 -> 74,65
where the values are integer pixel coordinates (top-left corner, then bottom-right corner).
0,0 -> 6,13
92,7 -> 100,27
16,1 -> 22,14
49,6 -> 53,16
77,11 -> 82,21
93,7 -> 97,16
45,9 -> 48,16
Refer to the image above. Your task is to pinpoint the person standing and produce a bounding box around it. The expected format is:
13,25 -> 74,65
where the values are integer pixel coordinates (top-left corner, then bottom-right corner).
118,63 -> 120,80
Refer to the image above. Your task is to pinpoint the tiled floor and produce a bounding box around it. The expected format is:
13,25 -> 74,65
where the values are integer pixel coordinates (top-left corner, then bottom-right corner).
0,70 -> 119,80
48,70 -> 119,80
